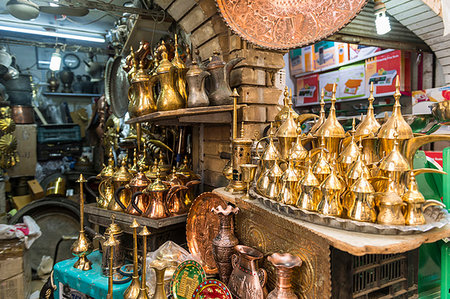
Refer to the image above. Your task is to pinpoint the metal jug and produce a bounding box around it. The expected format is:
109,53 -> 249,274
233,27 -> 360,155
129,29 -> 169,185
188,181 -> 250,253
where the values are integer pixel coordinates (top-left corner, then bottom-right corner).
108,159 -> 133,212
186,61 -> 210,108
114,165 -> 151,215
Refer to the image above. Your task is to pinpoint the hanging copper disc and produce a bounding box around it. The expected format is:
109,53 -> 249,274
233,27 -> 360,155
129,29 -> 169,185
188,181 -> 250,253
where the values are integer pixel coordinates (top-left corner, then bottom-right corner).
216,0 -> 368,50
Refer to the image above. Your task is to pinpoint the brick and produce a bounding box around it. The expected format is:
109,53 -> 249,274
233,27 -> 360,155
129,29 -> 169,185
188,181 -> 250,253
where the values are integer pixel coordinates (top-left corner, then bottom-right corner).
204,125 -> 231,141
266,104 -> 281,122
197,34 -> 229,61
229,34 -> 243,53
240,123 -> 268,140
167,0 -> 196,20
154,0 -> 174,9
238,86 -> 282,105
203,169 -> 228,187
179,5 -> 207,33
190,16 -> 227,47
204,155 -> 227,172
230,67 -> 266,87
226,49 -> 285,70
238,105 -> 266,122
196,0 -> 219,19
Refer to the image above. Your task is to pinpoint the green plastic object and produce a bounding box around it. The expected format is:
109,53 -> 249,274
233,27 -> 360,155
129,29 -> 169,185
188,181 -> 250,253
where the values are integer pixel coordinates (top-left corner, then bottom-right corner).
441,148 -> 450,299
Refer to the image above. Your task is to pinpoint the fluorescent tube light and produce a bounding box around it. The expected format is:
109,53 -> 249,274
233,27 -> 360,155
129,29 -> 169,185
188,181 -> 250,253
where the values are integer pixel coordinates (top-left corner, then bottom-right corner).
49,49 -> 61,71
0,25 -> 105,43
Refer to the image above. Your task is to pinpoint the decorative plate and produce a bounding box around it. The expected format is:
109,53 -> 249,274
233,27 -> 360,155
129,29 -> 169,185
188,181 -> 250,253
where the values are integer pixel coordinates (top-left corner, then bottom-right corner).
191,279 -> 233,299
216,0 -> 368,50
186,192 -> 227,274
109,56 -> 129,118
170,260 -> 206,299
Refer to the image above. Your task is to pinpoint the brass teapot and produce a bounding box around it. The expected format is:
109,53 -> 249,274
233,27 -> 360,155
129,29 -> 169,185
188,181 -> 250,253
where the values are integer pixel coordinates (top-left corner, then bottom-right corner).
108,159 -> 133,212
186,61 -> 210,108
153,41 -> 185,111
264,158 -> 283,200
296,157 -> 321,211
347,176 -> 377,223
114,165 -> 151,215
318,161 -> 344,217
171,34 -> 188,103
206,51 -> 244,106
278,160 -> 300,205
376,174 -> 406,225
86,149 -> 116,209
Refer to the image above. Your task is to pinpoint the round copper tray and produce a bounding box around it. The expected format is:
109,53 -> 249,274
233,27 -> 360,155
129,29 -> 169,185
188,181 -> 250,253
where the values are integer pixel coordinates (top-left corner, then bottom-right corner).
186,192 -> 227,274
216,0 -> 368,49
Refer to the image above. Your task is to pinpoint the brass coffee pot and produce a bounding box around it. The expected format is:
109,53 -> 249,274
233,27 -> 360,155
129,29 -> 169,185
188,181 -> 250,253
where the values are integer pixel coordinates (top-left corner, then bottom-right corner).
338,119 -> 360,173
309,89 -> 326,139
403,171 -> 446,225
278,160 -> 300,205
274,87 -> 295,128
186,61 -> 210,107
275,106 -> 298,161
206,51 -> 244,106
312,138 -> 331,184
128,56 -> 157,117
255,125 -> 280,190
314,83 -> 345,159
86,149 -> 116,209
347,176 -> 377,223
109,159 -> 133,212
346,144 -> 371,187
171,34 -> 188,103
153,41 -> 185,111
376,174 -> 406,225
265,158 -> 284,200
318,161 -> 344,217
114,165 -> 151,215
296,156 -> 321,211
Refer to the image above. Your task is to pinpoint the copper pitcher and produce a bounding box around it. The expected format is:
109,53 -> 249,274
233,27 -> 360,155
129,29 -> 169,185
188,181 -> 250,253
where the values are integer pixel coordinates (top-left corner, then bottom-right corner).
114,166 -> 150,215
206,51 -> 244,106
228,245 -> 267,299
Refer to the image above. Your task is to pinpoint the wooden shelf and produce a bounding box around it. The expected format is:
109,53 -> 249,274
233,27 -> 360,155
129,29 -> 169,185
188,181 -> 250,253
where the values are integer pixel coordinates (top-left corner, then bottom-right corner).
43,92 -> 102,97
126,104 -> 246,125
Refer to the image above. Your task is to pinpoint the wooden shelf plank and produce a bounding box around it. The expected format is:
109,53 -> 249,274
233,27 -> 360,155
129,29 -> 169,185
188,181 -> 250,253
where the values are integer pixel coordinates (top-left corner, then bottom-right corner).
43,92 -> 102,97
126,104 -> 245,124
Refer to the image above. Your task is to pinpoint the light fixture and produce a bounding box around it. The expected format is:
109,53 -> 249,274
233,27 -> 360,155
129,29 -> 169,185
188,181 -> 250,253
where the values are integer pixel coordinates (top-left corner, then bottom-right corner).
0,25 -> 105,43
49,48 -> 61,71
374,0 -> 391,35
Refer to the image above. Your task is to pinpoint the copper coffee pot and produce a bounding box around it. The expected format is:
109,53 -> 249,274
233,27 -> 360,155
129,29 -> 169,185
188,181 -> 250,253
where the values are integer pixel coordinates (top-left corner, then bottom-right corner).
114,165 -> 151,215
109,159 -> 133,212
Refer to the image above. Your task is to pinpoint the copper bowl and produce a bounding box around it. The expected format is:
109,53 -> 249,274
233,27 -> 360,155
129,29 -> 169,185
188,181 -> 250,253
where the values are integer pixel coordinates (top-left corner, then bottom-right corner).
11,105 -> 34,124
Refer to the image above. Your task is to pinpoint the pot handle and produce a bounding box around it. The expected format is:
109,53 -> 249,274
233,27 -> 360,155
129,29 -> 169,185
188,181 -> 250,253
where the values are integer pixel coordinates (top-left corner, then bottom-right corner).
257,268 -> 267,288
166,185 -> 189,205
131,191 -> 144,215
231,253 -> 239,269
186,180 -> 201,189
255,136 -> 269,160
85,176 -> 99,198
423,199 -> 446,210
114,186 -> 128,211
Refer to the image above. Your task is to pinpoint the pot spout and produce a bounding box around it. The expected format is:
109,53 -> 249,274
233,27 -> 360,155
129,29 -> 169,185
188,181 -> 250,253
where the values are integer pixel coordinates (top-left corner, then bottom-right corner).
403,135 -> 450,167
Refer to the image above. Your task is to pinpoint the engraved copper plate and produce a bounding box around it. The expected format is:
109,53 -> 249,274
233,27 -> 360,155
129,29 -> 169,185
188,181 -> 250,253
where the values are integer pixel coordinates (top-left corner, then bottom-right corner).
216,0 -> 368,50
186,192 -> 227,274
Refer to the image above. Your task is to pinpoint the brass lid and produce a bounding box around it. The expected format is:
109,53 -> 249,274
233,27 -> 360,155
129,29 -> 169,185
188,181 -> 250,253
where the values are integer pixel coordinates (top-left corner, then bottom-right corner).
402,171 -> 425,204
309,89 -> 325,135
379,134 -> 410,172
377,76 -> 413,140
147,169 -> 168,192
355,82 -> 381,138
350,176 -> 375,194
347,146 -> 371,181
312,139 -> 331,176
268,159 -> 283,178
186,61 -> 204,77
274,87 -> 293,125
99,149 -> 116,178
129,165 -> 151,187
105,214 -> 122,235
320,161 -> 343,190
130,219 -> 139,229
262,135 -> 281,161
275,105 -> 298,138
178,156 -> 195,178
145,160 -> 159,179
206,50 -> 225,70
132,61 -> 150,83
171,34 -> 186,70
315,83 -> 345,138
301,159 -> 320,187
156,41 -> 175,74
339,120 -> 360,165
113,158 -> 133,182
282,161 -> 299,182
289,134 -> 308,162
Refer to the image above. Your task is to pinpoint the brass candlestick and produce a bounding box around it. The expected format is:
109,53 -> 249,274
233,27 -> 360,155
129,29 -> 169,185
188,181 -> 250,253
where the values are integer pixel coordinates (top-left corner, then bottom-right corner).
123,219 -> 141,299
240,164 -> 257,200
137,226 -> 150,299
71,174 -> 93,270
104,232 -> 119,299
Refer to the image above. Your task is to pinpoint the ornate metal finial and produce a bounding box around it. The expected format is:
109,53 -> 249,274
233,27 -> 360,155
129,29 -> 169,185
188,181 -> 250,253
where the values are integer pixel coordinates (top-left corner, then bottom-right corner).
394,75 -> 401,104
130,219 -> 139,229
240,122 -> 245,138
331,83 -> 337,107
368,82 -> 375,105
77,174 -> 87,183
140,226 -> 150,236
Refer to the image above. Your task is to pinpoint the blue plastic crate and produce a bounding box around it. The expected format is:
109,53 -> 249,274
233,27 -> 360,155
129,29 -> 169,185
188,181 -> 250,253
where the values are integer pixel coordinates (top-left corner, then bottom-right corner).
37,124 -> 81,144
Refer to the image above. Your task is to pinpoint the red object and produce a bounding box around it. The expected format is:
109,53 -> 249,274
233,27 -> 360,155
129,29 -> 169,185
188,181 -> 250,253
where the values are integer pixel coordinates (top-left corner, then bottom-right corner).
424,151 -> 443,167
192,279 -> 233,299
296,73 -> 319,103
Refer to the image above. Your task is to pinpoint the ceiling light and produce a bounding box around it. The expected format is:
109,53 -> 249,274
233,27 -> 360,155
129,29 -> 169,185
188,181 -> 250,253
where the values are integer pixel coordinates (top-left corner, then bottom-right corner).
6,0 -> 39,21
0,25 -> 105,43
374,0 -> 391,35
49,48 -> 61,71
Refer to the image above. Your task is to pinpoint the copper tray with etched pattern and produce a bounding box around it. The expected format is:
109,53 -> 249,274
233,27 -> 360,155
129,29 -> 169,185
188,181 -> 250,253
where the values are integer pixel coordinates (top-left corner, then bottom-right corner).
186,192 -> 227,274
216,0 -> 368,49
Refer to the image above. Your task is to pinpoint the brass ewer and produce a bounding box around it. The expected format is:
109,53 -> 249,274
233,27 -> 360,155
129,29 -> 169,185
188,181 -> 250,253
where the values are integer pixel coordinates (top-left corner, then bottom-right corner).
318,161 -> 344,217
289,121 -> 308,174
278,160 -> 300,205
123,219 -> 141,299
171,34 -> 188,103
128,54 -> 157,117
403,171 -> 446,225
296,155 -> 321,212
154,41 -> 185,111
315,83 -> 345,159
109,159 -> 133,212
71,174 -> 93,271
255,124 -> 280,194
376,174 -> 406,225
186,61 -> 210,107
274,87 -> 295,128
347,175 -> 377,223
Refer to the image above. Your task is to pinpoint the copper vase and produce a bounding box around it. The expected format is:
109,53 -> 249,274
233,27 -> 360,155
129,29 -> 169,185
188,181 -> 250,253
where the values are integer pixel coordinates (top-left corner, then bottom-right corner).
211,205 -> 239,284
267,253 -> 302,299
228,245 -> 267,299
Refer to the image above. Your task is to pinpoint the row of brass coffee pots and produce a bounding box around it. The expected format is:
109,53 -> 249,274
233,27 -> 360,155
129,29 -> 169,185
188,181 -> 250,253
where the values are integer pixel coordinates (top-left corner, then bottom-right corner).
125,37 -> 244,118
254,78 -> 448,226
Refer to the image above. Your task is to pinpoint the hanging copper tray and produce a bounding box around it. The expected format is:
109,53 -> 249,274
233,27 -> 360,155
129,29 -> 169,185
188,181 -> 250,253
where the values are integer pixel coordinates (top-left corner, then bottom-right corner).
216,0 -> 368,50
109,56 -> 129,118
186,192 -> 227,274
250,188 -> 450,235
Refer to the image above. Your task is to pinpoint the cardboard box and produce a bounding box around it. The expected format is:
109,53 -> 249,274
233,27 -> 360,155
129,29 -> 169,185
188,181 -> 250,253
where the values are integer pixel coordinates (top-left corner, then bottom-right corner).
339,63 -> 366,99
348,44 -> 381,62
296,74 -> 319,104
289,48 -> 304,76
7,124 -> 37,178
314,41 -> 348,69
303,45 -> 314,72
27,179 -> 44,200
412,86 -> 450,114
365,50 -> 411,97
0,239 -> 30,299
12,194 -> 32,210
319,70 -> 341,100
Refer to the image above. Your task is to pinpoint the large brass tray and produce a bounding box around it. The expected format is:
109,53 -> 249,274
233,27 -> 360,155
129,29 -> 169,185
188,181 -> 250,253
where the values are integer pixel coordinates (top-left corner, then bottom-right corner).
186,192 -> 227,274
216,0 -> 368,49
250,188 -> 449,235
